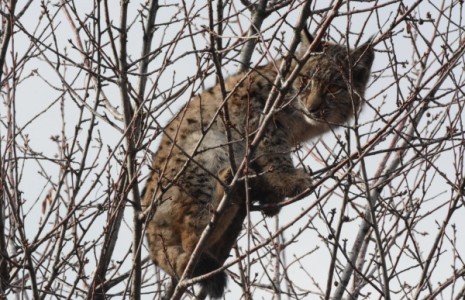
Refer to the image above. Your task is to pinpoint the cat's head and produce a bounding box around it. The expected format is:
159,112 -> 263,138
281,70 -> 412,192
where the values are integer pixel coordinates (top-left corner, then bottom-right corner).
295,28 -> 375,128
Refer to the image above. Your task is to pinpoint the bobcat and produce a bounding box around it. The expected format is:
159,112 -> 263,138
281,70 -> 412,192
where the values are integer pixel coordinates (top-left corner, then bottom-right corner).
142,28 -> 374,298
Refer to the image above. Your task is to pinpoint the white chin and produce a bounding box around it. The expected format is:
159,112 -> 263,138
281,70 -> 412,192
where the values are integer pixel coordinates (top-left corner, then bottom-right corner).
304,114 -> 320,126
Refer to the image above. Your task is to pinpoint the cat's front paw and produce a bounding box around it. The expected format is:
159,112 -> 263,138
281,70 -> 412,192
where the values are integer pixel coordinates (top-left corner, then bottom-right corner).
286,169 -> 312,198
261,202 -> 281,217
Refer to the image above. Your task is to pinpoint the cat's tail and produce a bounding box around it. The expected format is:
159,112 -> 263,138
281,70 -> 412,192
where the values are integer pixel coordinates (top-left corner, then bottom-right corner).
194,255 -> 227,299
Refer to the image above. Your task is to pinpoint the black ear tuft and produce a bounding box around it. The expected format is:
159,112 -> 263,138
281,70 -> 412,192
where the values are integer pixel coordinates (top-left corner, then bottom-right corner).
353,38 -> 375,68
352,38 -> 375,84
300,26 -> 314,47
300,27 -> 324,52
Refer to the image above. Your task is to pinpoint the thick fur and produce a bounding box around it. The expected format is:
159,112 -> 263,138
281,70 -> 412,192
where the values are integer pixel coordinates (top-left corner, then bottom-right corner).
142,29 -> 374,298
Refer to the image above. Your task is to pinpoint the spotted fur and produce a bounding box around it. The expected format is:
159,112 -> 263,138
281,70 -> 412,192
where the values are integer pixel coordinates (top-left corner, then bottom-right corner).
142,29 -> 374,298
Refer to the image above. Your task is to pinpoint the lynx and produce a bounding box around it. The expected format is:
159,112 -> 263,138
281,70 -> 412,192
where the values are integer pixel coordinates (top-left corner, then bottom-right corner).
142,28 -> 374,298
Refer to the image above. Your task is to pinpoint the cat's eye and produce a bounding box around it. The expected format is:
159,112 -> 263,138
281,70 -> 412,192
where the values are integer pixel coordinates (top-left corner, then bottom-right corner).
327,85 -> 341,94
299,76 -> 312,90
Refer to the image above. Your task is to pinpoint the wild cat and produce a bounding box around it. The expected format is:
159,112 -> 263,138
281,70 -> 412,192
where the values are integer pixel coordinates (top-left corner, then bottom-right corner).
142,28 -> 374,298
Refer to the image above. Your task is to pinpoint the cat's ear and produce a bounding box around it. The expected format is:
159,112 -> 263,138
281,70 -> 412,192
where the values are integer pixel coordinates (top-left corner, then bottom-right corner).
352,38 -> 375,84
300,27 -> 324,52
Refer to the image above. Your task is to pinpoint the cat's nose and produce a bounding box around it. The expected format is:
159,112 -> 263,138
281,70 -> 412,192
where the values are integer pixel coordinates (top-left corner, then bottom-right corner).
307,94 -> 323,113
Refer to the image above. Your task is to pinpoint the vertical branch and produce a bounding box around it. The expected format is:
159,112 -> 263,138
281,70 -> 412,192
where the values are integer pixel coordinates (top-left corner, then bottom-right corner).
0,0 -> 16,83
216,0 -> 224,63
352,120 -> 392,300
118,1 -> 161,299
88,180 -> 129,299
3,1 -> 40,298
136,0 -> 159,101
133,1 -> 159,296
344,4 -> 391,297
83,2 -> 125,299
237,0 -> 268,72
0,177 -> 8,293
117,2 -> 143,300
324,175 -> 350,300
234,245 -> 251,298
208,0 -> 237,173
273,217 -> 282,300
0,153 -> 9,293
0,0 -> 16,292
